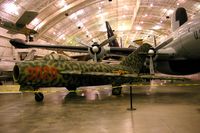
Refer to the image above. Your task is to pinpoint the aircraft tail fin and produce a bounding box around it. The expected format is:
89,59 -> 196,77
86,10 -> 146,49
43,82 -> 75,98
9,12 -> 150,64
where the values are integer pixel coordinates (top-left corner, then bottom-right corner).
106,21 -> 119,47
24,49 -> 36,61
120,43 -> 151,73
171,7 -> 188,31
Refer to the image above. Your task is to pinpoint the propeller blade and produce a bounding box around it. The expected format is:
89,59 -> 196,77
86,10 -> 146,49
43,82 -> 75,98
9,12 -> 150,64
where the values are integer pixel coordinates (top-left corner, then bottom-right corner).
75,38 -> 91,48
99,35 -> 117,47
94,53 -> 97,62
153,35 -> 157,47
148,49 -> 155,75
149,55 -> 155,75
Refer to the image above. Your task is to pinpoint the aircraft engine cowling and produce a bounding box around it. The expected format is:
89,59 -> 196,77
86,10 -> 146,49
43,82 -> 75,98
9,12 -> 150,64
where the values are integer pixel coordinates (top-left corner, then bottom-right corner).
156,60 -> 200,75
88,43 -> 106,60
13,61 -> 66,87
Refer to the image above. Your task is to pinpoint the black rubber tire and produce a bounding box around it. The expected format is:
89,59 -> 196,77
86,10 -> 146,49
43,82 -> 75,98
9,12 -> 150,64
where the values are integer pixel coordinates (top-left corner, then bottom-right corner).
66,87 -> 77,93
112,87 -> 122,95
35,92 -> 44,102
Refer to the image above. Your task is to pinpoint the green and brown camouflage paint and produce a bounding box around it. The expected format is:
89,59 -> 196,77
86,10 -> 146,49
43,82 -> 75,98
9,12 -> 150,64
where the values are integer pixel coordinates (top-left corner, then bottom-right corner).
13,43 -> 151,90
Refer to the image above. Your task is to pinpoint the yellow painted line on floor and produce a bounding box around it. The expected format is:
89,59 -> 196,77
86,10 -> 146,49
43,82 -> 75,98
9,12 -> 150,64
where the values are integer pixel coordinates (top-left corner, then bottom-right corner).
0,83 -> 200,93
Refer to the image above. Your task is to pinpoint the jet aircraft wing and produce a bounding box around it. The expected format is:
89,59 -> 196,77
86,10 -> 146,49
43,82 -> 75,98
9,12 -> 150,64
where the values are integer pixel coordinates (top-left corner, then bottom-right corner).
59,71 -> 189,81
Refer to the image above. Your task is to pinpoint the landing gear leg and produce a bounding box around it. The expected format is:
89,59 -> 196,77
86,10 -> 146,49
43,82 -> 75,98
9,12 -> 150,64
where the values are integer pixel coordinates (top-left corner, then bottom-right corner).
66,87 -> 77,97
112,87 -> 122,95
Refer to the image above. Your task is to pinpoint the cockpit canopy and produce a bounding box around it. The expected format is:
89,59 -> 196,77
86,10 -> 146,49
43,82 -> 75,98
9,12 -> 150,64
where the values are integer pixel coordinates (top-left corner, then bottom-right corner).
43,53 -> 70,61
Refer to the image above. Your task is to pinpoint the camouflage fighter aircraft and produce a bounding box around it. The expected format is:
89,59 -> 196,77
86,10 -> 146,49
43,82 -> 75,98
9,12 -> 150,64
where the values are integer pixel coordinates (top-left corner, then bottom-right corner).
13,43 -> 186,102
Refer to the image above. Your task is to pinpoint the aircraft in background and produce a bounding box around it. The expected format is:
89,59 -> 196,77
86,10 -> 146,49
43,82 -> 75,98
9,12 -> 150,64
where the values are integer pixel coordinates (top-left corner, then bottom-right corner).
12,43 -> 186,102
149,7 -> 200,75
9,21 -> 135,61
10,7 -> 200,75
0,10 -> 38,42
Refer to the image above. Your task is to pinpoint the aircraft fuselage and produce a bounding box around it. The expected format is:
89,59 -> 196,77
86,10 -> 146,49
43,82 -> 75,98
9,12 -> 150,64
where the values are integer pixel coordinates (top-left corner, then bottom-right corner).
155,16 -> 200,75
13,59 -> 142,89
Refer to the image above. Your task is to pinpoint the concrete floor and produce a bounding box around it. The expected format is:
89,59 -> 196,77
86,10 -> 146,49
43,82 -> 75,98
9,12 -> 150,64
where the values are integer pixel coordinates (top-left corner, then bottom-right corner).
0,81 -> 200,133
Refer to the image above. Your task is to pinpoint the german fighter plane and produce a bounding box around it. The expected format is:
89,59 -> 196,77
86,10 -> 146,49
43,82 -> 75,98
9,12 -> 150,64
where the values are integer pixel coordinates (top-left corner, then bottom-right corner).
0,10 -> 38,42
12,43 -> 186,102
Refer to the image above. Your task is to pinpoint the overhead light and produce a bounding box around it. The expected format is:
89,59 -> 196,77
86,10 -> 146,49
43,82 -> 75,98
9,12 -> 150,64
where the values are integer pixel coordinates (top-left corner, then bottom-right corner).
135,25 -> 142,31
118,23 -> 130,31
150,3 -> 153,7
177,3 -> 180,6
69,9 -> 84,20
166,9 -> 174,16
123,5 -> 129,10
152,25 -> 161,30
34,21 -> 45,30
195,3 -> 200,10
58,34 -> 65,40
57,0 -> 68,8
76,21 -> 84,28
178,0 -> 186,3
3,1 -> 19,15
30,18 -> 40,26
144,14 -> 148,17
69,13 -> 77,20
76,9 -> 84,16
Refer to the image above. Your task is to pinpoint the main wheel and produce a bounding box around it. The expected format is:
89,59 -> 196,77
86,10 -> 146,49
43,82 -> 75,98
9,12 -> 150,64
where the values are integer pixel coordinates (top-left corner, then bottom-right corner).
112,87 -> 122,95
66,87 -> 77,93
35,92 -> 44,102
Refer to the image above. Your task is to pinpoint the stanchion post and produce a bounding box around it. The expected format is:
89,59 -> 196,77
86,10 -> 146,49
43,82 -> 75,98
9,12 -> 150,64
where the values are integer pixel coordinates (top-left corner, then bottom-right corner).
127,86 -> 136,111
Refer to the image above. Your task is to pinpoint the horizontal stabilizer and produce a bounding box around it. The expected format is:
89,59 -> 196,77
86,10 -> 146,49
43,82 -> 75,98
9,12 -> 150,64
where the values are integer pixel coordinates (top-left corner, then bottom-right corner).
16,11 -> 38,28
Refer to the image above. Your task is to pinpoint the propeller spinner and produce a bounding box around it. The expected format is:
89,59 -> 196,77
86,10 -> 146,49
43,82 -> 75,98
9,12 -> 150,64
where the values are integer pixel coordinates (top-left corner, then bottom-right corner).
77,35 -> 117,62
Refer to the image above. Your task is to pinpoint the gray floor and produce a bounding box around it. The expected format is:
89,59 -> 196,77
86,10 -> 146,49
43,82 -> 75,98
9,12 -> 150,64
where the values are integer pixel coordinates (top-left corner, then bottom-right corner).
0,81 -> 200,133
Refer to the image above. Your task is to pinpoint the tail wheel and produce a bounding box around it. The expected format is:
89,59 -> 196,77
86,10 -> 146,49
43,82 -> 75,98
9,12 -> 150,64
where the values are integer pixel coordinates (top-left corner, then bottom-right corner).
112,87 -> 122,95
35,92 -> 44,102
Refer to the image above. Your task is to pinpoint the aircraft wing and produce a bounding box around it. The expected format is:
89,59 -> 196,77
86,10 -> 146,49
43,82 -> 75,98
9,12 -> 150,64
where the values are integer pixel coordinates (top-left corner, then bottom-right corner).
10,39 -> 136,56
60,71 -> 189,81
16,11 -> 38,28
10,38 -> 88,53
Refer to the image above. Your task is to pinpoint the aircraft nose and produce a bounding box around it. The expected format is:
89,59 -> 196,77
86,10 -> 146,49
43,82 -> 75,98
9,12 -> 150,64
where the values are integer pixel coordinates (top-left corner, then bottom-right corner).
9,39 -> 27,48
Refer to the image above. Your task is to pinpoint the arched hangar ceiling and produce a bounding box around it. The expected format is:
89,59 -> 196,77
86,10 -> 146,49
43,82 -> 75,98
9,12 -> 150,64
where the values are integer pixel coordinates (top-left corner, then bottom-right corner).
0,0 -> 200,47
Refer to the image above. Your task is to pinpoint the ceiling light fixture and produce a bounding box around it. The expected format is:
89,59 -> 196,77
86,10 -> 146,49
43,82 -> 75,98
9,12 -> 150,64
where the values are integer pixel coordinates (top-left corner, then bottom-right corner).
135,25 -> 142,31
3,1 -> 19,15
152,25 -> 161,30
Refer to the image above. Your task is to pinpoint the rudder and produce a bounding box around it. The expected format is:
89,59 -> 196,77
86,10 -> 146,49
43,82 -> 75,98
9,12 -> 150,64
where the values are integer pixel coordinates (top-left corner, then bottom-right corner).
120,43 -> 151,73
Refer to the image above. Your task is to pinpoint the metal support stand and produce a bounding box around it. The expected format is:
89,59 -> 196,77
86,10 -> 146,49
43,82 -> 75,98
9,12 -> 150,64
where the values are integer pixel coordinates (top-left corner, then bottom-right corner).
127,86 -> 136,111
